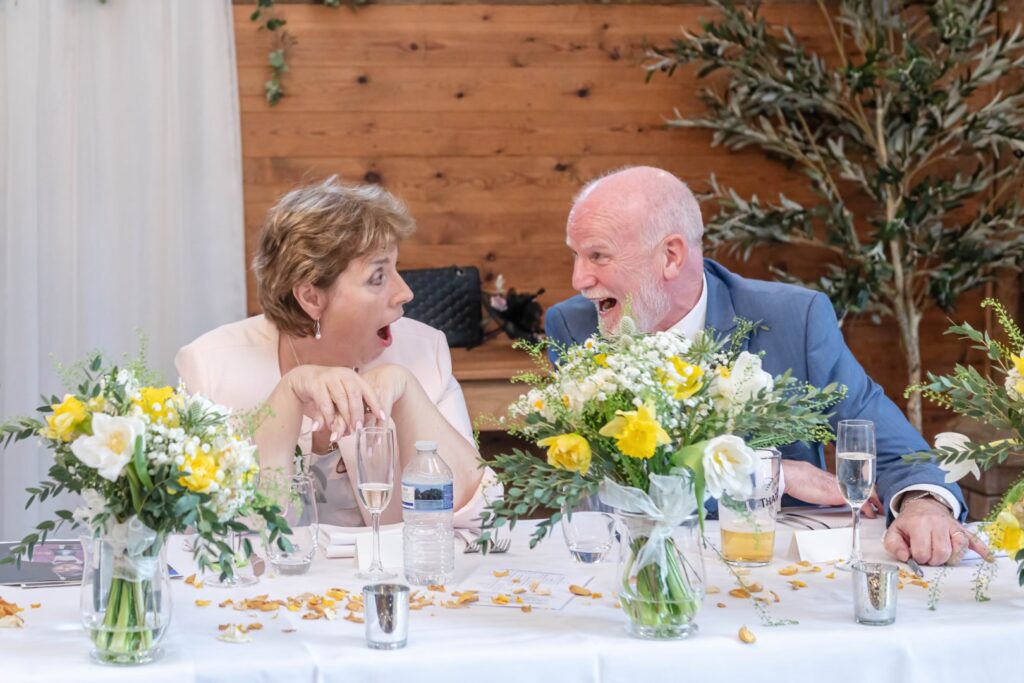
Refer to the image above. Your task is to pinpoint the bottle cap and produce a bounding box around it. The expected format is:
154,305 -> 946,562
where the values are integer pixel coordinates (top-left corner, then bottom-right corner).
414,440 -> 438,452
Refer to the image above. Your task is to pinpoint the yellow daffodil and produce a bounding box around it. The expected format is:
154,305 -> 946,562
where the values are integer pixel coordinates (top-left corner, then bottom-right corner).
134,386 -> 180,427
1011,355 -> 1024,396
178,450 -> 219,493
537,433 -> 592,475
987,507 -> 1024,553
42,395 -> 89,442
659,357 -> 704,400
599,403 -> 670,459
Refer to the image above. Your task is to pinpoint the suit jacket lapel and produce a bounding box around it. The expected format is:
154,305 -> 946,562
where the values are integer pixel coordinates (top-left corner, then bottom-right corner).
703,260 -> 749,352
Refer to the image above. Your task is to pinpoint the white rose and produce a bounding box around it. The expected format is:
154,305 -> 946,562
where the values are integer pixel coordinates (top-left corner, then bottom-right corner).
70,414 -> 145,482
714,352 -> 774,408
934,432 -> 981,483
703,434 -> 758,499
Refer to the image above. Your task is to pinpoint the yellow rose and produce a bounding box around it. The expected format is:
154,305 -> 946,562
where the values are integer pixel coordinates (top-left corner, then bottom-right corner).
178,450 -> 219,493
659,357 -> 704,400
42,394 -> 89,442
134,386 -> 180,427
1012,354 -> 1024,376
598,403 -> 671,459
537,433 -> 592,475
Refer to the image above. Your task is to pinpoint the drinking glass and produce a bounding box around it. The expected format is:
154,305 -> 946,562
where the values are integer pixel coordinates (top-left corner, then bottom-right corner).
836,420 -> 877,566
719,448 -> 782,566
267,469 -> 319,575
560,500 -> 616,564
356,426 -> 397,581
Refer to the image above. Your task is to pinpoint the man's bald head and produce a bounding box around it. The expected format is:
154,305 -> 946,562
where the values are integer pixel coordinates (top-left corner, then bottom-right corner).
565,166 -> 707,333
572,166 -> 704,249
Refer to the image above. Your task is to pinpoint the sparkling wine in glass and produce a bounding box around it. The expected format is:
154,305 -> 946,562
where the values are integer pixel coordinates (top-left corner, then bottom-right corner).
356,426 -> 396,581
836,419 -> 877,566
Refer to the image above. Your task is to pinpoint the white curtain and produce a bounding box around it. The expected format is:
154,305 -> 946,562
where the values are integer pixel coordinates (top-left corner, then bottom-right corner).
0,0 -> 246,539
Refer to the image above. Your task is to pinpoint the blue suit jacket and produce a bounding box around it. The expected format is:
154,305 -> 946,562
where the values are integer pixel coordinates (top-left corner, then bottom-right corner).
544,259 -> 965,523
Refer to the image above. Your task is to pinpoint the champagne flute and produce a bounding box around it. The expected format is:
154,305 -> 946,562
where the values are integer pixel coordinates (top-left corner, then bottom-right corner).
836,419 -> 877,566
356,426 -> 397,581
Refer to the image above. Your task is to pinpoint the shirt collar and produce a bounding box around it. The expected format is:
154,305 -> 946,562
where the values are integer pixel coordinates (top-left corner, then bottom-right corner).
666,273 -> 708,341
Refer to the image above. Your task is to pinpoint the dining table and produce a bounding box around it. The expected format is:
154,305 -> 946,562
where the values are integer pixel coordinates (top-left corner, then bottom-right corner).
3,511 -> 1023,683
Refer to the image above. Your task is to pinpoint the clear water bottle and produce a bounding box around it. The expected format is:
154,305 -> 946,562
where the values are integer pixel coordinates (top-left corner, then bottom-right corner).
402,440 -> 454,585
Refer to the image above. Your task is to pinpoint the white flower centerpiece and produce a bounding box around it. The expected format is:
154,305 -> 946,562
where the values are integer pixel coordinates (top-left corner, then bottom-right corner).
482,317 -> 846,639
1,351 -> 291,665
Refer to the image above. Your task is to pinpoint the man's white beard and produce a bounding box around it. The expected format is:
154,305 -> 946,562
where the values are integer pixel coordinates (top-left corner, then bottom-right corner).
619,279 -> 671,334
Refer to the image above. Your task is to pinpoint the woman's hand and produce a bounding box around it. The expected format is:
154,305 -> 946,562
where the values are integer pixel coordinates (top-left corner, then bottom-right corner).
781,460 -> 883,518
284,365 -> 386,440
361,364 -> 413,421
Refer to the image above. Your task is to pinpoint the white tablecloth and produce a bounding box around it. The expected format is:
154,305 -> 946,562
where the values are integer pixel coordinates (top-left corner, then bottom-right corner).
3,515 -> 1024,683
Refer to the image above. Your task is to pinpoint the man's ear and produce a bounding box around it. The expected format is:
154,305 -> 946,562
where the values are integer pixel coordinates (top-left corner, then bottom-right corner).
661,234 -> 688,280
292,282 -> 327,320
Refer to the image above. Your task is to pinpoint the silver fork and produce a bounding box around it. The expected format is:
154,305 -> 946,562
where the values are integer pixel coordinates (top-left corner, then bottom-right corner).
455,528 -> 510,554
455,529 -> 481,554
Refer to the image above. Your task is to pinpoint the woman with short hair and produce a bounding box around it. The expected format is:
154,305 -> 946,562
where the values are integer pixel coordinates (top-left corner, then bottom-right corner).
176,177 -> 491,527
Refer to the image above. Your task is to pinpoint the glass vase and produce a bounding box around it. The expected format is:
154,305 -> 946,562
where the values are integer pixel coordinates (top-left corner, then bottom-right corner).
80,520 -> 171,665
616,510 -> 705,640
267,471 -> 320,575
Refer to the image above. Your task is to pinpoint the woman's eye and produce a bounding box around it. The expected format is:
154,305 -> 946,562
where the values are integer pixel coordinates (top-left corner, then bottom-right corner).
369,271 -> 385,286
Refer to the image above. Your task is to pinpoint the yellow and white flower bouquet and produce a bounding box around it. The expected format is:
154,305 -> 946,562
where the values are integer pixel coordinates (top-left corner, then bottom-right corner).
1,351 -> 290,664
908,299 -> 1024,585
482,318 -> 845,637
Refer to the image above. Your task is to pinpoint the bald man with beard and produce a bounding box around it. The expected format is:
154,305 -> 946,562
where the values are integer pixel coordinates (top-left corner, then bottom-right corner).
545,166 -> 987,566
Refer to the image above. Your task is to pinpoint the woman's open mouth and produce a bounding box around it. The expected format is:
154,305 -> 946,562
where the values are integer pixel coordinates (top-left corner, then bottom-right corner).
376,324 -> 393,347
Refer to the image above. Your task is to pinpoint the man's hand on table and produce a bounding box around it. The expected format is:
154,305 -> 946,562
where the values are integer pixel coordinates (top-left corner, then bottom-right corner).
883,496 -> 991,566
781,460 -> 883,518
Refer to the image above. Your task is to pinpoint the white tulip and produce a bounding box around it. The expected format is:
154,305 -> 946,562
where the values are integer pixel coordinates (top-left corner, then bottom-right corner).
703,434 -> 758,499
934,431 -> 981,483
70,413 -> 145,482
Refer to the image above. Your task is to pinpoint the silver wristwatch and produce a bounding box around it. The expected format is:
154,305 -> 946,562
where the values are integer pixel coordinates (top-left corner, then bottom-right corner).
900,490 -> 953,513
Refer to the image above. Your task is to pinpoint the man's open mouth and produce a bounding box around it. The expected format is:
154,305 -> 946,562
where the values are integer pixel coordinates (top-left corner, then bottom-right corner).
597,298 -> 618,314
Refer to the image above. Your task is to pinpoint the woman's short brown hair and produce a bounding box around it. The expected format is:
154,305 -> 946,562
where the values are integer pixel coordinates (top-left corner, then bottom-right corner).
253,176 -> 415,337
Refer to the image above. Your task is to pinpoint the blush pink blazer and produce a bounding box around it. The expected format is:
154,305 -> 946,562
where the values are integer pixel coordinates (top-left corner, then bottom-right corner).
175,314 -> 494,526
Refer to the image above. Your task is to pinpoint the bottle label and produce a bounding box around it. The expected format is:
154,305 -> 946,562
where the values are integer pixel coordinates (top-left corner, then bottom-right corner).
401,482 -> 453,511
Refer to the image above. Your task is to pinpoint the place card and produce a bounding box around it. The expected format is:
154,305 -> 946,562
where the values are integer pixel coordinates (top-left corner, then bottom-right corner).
457,565 -> 595,611
787,527 -> 852,563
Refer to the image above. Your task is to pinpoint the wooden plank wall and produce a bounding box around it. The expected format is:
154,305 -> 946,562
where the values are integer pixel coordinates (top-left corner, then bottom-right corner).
234,1 -> 1013,438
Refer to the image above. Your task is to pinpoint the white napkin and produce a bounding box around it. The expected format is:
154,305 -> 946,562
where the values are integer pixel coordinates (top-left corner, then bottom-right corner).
319,523 -> 403,563
324,545 -> 356,559
355,530 -> 404,572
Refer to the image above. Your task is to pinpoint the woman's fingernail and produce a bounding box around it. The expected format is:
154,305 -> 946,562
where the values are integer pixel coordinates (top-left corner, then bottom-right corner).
311,419 -> 322,432
356,420 -> 363,432
379,410 -> 387,421
330,431 -> 339,442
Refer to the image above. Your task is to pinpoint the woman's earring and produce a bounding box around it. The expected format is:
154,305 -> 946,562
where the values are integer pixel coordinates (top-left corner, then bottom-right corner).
314,318 -> 322,340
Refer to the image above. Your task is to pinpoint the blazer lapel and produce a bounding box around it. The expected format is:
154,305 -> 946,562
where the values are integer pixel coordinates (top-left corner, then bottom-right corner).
703,260 -> 750,352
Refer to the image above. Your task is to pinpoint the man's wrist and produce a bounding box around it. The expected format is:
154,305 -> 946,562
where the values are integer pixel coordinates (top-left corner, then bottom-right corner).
900,491 -> 954,515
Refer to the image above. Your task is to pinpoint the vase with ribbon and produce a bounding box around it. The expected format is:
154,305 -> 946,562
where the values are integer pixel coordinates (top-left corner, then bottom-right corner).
600,472 -> 705,640
80,517 -> 171,665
